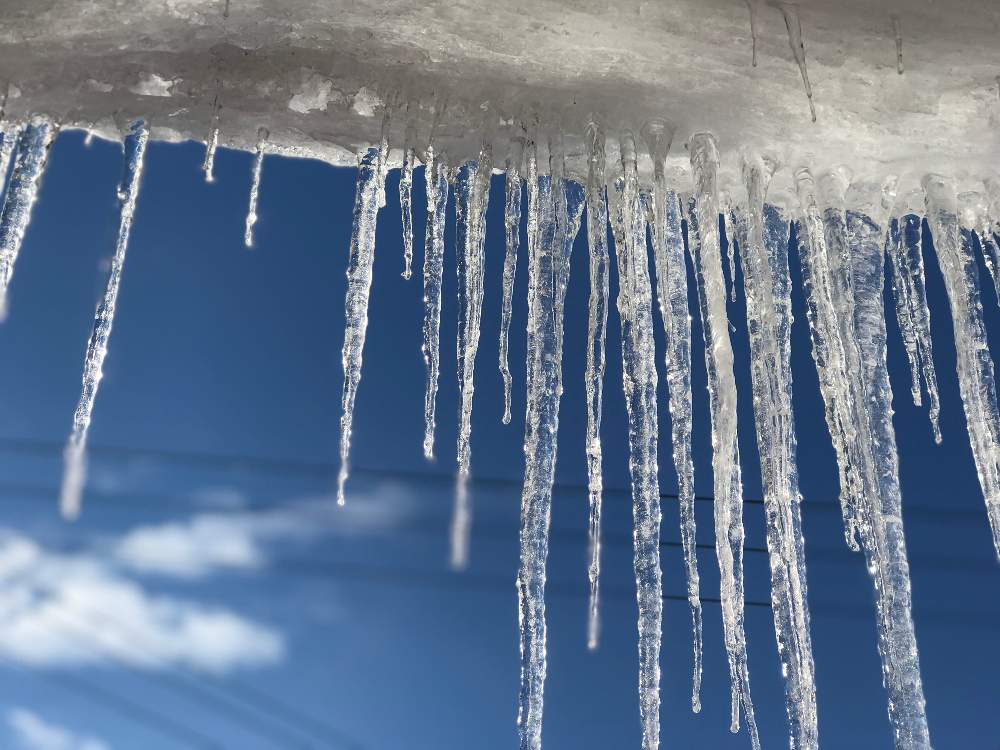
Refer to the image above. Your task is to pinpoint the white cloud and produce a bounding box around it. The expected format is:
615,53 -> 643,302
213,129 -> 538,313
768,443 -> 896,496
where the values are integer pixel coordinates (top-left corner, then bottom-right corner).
0,532 -> 283,674
7,708 -> 109,750
114,483 -> 414,578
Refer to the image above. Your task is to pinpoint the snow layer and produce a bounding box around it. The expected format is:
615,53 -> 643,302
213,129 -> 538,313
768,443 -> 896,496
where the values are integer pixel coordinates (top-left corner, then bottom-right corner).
2,0 -> 998,195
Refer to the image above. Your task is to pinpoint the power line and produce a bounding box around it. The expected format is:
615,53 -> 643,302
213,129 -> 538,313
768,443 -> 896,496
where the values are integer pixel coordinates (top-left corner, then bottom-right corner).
0,655 -> 224,750
41,604 -> 361,750
0,434 -> 977,520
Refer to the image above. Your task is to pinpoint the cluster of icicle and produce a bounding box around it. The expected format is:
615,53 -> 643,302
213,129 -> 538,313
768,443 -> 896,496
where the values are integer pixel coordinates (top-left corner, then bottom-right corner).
326,110 -> 1000,750
2,103 -> 1000,750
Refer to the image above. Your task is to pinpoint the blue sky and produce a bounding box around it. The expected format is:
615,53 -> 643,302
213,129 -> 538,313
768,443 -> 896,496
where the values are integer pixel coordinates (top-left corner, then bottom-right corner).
0,130 -> 995,749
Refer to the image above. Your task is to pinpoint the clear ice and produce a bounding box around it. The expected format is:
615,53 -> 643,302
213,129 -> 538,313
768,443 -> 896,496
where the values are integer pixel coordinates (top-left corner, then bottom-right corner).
499,137 -> 524,426
687,132 -> 759,748
642,120 -> 703,710
886,209 -> 942,441
516,152 -> 573,750
0,117 -> 55,321
421,146 -> 449,459
452,144 -> 493,569
583,122 -> 609,651
244,126 -> 268,248
738,150 -> 817,749
336,147 -> 382,506
616,130 -> 663,750
60,119 -> 149,520
926,176 -> 1000,559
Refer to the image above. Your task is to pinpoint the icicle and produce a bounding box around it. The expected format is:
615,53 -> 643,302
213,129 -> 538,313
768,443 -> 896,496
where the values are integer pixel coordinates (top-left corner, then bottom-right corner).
801,168 -> 863,550
891,16 -> 904,75
582,121 -> 609,651
0,117 -> 55,322
335,148 -> 382,507
421,145 -> 449,459
0,124 -> 19,190
686,132 -> 759,747
451,144 -> 494,569
616,130 -> 663,750
886,208 -> 942,441
778,3 -> 817,122
243,126 -> 268,247
202,89 -> 221,182
745,0 -> 762,67
842,175 -> 932,750
399,120 -> 416,280
500,136 -> 524,425
516,151 -> 573,750
960,190 -> 1000,304
59,119 -> 149,520
926,177 -> 1000,559
642,119 -> 702,710
375,105 -> 392,210
739,151 -> 818,749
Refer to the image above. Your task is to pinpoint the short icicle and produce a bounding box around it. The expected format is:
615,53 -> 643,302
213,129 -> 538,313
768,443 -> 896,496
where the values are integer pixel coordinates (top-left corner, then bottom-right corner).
739,150 -> 818,750
500,135 -> 524,425
244,126 -> 268,247
891,16 -> 904,75
0,123 -> 20,191
779,2 -> 818,122
202,88 -> 221,182
642,119 -> 702,710
617,130 -> 664,750
452,143 -> 494,569
421,144 -> 450,459
399,119 -> 416,280
886,204 -> 942,442
0,117 -> 55,321
926,176 -> 1000,559
335,147 -> 383,506
59,119 -> 149,520
515,139 -> 573,750
583,121 -> 609,651
687,132 -> 759,748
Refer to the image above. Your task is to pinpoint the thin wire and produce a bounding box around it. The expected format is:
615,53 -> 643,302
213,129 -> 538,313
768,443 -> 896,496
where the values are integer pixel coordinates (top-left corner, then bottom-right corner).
0,434 -> 972,517
0,655 -> 224,749
40,605 -> 357,750
268,557 -> 775,609
47,598 -> 366,750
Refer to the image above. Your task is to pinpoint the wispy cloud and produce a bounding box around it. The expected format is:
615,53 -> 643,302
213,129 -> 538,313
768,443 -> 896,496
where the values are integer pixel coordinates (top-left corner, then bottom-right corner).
114,483 -> 415,578
7,708 -> 110,750
0,531 -> 283,674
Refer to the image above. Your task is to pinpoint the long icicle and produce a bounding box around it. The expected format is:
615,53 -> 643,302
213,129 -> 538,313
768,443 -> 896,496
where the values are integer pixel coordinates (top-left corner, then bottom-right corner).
798,169 -> 932,748
0,117 -> 55,321
617,130 -> 663,750
515,141 -> 572,750
887,206 -> 942,442
59,119 -> 149,520
963,191 -> 1000,304
335,147 -> 382,506
642,120 -> 702,709
243,126 -> 268,247
926,176 -> 1000,559
452,142 -> 494,569
399,119 -> 416,280
421,145 -> 449,459
582,121 -> 609,651
687,132 -> 759,748
822,170 -> 932,749
500,135 -> 525,425
739,151 -> 817,749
